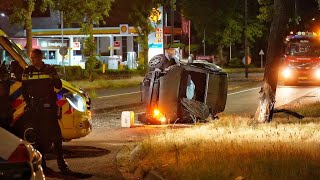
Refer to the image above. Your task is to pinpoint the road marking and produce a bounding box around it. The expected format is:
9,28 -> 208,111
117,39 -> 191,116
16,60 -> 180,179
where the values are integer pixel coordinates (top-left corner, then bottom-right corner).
97,91 -> 141,99
227,87 -> 260,96
98,87 -> 261,99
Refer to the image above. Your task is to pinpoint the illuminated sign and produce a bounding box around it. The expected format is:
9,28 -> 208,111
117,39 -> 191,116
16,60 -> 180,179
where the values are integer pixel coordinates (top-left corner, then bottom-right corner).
148,6 -> 164,61
120,24 -> 128,34
73,42 -> 81,50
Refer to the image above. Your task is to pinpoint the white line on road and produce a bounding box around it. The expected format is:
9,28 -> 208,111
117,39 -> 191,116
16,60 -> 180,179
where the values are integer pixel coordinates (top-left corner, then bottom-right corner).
97,91 -> 142,99
227,87 -> 260,96
98,87 -> 261,99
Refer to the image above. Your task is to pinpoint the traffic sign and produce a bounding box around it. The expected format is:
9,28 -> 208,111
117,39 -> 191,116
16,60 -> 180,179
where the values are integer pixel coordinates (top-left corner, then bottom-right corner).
242,56 -> 252,65
59,47 -> 68,56
259,49 -> 265,55
259,49 -> 265,68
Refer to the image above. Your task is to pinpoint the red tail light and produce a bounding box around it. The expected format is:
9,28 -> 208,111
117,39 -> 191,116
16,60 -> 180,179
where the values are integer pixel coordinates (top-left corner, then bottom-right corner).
8,144 -> 31,162
152,108 -> 167,123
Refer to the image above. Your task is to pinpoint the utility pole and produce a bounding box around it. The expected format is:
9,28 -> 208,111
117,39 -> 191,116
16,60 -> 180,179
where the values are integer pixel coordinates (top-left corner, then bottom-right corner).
170,0 -> 174,47
188,20 -> 191,56
244,0 -> 249,78
61,11 -> 66,79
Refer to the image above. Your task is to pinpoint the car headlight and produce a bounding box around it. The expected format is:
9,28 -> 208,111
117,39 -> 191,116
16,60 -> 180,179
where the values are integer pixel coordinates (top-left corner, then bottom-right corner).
283,68 -> 291,78
65,93 -> 86,112
315,69 -> 320,79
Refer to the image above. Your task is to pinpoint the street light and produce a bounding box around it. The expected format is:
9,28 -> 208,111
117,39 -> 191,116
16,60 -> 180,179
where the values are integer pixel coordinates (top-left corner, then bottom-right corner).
244,0 -> 249,78
1,13 -> 5,17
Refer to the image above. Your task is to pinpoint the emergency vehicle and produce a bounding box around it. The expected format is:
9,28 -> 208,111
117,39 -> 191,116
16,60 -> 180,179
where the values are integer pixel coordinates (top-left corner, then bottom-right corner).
282,32 -> 320,85
0,127 -> 45,179
0,29 -> 91,142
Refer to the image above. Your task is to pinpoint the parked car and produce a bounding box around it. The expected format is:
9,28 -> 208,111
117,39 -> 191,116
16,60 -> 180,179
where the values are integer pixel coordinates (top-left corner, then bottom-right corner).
0,29 -> 92,142
0,127 -> 45,180
140,54 -> 228,124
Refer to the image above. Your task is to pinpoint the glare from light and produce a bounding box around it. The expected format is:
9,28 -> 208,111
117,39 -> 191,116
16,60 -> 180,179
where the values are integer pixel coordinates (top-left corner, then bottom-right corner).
153,109 -> 160,117
65,93 -> 86,112
159,116 -> 166,123
283,68 -> 291,79
315,69 -> 320,79
0,13 -> 5,17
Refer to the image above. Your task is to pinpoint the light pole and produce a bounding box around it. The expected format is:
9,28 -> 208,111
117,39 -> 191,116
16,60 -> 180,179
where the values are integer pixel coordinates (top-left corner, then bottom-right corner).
244,0 -> 249,78
188,20 -> 191,57
170,0 -> 174,47
60,11 -> 67,79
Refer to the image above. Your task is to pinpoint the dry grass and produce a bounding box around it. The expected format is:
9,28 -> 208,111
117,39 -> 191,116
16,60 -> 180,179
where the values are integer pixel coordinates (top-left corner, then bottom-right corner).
131,116 -> 320,179
224,68 -> 265,74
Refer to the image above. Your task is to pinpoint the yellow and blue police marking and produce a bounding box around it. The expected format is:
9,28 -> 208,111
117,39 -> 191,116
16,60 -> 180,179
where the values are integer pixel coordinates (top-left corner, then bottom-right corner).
9,80 -> 74,126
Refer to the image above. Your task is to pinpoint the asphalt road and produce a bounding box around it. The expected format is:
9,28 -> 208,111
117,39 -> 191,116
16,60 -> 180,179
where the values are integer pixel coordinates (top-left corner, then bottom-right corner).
225,85 -> 320,115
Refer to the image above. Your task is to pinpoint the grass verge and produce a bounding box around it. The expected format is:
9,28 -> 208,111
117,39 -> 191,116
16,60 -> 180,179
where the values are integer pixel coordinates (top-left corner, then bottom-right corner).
123,103 -> 320,179
224,67 -> 265,74
70,76 -> 144,91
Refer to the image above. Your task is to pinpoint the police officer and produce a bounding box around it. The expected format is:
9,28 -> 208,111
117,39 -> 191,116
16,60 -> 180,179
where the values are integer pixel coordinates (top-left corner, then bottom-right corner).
0,62 -> 12,131
22,49 -> 71,174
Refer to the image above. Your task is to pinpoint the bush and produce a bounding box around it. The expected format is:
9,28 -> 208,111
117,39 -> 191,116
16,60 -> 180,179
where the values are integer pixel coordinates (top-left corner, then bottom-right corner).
54,65 -> 84,81
54,65 -> 145,81
185,44 -> 201,55
226,58 -> 244,68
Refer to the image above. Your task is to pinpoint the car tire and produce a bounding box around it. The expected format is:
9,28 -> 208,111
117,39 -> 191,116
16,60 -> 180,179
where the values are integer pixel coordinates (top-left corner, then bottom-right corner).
148,54 -> 167,71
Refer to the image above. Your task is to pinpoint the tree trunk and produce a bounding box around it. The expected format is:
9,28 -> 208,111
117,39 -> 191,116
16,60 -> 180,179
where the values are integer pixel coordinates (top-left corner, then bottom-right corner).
143,35 -> 149,74
254,0 -> 290,123
25,0 -> 34,56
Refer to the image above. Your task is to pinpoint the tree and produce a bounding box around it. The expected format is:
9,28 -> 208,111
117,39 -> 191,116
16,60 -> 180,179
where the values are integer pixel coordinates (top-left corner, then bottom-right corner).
129,0 -> 165,73
6,0 -> 52,55
180,0 -> 264,62
54,0 -> 113,81
254,0 -> 291,123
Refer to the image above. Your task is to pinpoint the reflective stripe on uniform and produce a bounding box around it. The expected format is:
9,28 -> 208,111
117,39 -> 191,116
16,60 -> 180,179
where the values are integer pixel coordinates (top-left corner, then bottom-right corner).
22,74 -> 51,80
9,81 -> 26,124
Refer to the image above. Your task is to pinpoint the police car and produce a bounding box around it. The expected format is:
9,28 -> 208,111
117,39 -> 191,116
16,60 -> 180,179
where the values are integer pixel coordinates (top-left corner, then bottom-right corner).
0,29 -> 92,142
0,127 -> 45,180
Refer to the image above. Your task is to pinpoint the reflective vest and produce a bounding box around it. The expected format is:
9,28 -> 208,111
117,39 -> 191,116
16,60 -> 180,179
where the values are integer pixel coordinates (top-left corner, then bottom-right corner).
22,65 -> 59,107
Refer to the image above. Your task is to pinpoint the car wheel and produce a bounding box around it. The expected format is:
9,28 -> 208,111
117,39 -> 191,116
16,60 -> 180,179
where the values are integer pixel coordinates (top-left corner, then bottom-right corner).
148,54 -> 166,71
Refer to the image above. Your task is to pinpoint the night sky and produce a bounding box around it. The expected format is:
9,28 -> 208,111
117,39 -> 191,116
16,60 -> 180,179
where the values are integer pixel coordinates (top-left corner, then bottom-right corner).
296,0 -> 320,31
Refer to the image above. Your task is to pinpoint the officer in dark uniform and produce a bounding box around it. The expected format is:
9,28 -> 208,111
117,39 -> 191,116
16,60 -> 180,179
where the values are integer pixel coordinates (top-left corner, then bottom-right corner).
0,62 -> 12,131
22,49 -> 71,174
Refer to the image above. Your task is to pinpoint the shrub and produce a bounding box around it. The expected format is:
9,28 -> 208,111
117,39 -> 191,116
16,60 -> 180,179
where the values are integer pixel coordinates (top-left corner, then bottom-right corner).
185,44 -> 201,55
54,65 -> 84,81
226,58 -> 244,68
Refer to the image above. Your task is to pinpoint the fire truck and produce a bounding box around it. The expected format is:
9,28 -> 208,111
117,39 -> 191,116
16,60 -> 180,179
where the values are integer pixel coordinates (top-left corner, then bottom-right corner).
282,32 -> 320,85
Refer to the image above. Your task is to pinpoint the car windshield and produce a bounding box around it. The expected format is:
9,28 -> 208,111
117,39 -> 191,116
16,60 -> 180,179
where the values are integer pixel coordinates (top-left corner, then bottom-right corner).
1,36 -> 31,65
286,39 -> 320,57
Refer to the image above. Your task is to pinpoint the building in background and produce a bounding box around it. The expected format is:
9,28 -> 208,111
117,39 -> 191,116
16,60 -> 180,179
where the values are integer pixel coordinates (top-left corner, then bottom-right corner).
1,1 -> 182,69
